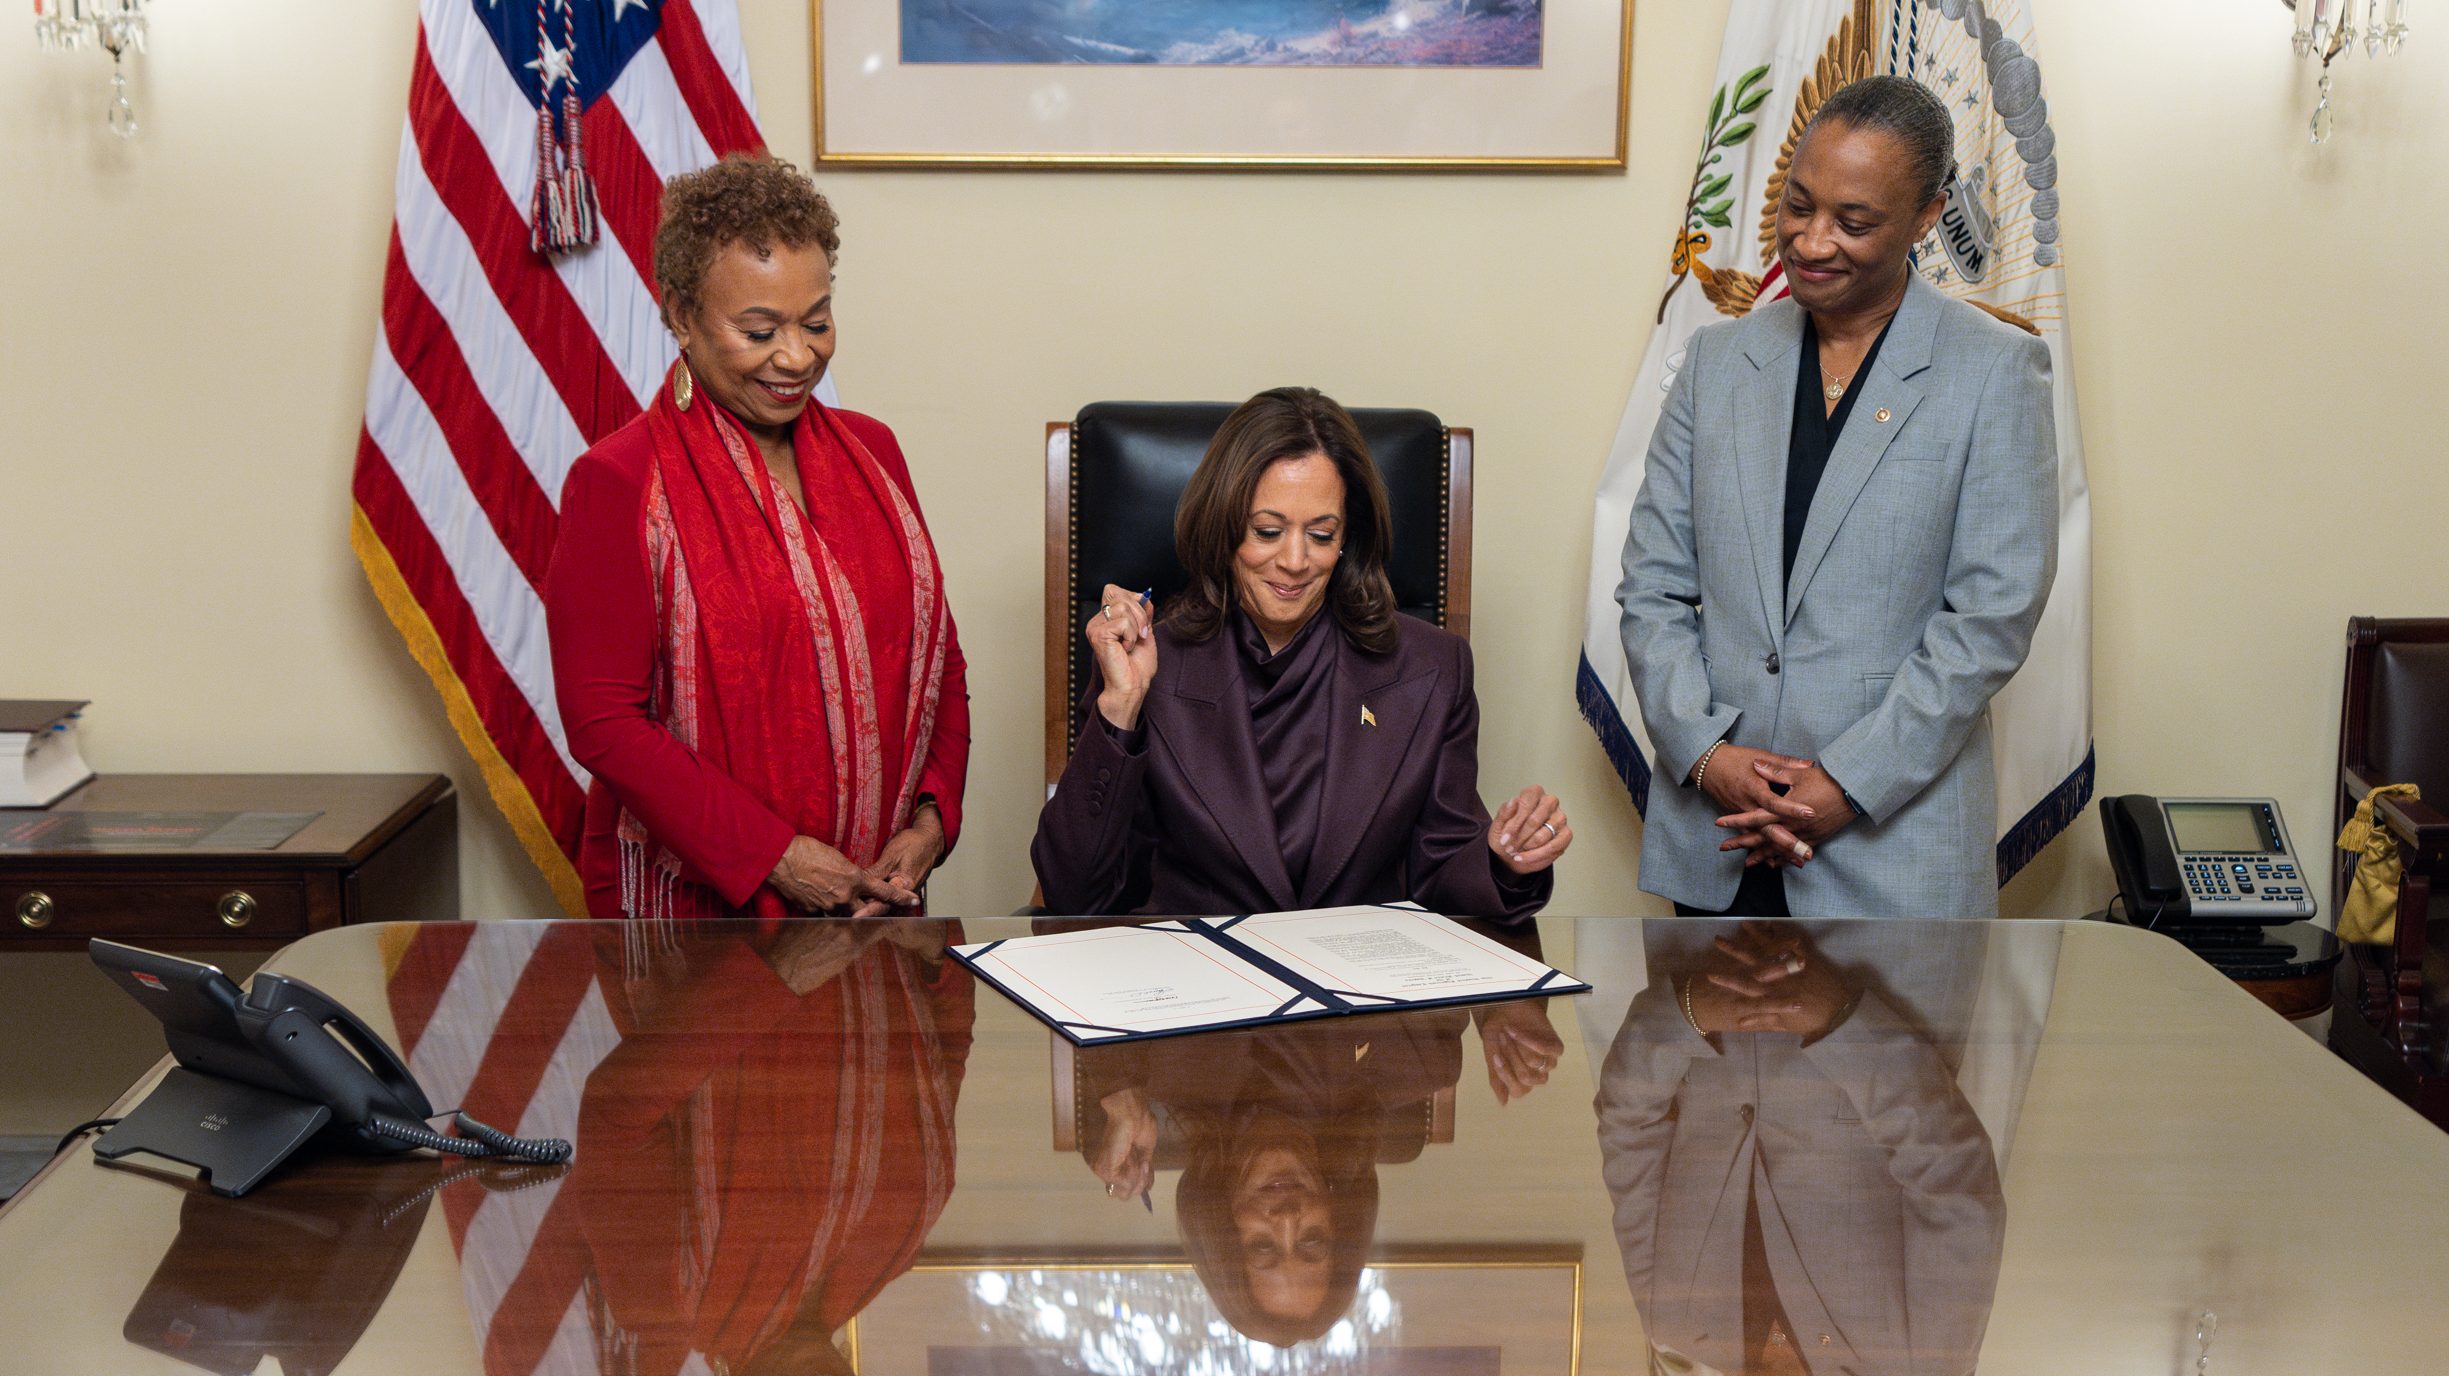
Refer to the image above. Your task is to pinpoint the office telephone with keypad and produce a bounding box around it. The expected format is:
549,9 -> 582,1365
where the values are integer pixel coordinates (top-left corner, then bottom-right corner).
2100,795 -> 2316,927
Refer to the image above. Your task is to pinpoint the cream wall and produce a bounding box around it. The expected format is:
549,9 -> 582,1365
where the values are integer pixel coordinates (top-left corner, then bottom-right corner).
2,0 -> 2443,1131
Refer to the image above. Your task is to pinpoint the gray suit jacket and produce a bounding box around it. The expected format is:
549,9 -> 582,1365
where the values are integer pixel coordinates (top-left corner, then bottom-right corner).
1596,920 -> 2006,1375
1615,275 -> 2058,917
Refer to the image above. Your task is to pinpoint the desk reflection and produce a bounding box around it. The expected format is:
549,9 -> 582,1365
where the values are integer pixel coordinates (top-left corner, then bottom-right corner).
121,1156 -> 504,1376
10,915 -> 2434,1375
381,920 -> 972,1376
1596,921 -> 2015,1376
1042,915 -> 1564,1352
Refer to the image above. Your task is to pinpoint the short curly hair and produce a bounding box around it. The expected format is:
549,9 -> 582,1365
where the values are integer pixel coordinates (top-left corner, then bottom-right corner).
652,152 -> 841,331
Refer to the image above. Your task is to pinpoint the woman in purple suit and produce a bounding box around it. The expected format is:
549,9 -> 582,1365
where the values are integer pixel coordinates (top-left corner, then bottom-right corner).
1031,387 -> 1571,922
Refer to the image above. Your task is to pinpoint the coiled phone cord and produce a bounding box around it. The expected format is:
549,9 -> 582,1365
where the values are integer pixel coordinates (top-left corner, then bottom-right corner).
364,1111 -> 572,1164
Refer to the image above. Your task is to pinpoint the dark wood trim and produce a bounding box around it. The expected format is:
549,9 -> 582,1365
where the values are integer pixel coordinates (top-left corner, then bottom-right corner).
1444,427 -> 1474,643
2233,971 -> 2334,1021
2,775 -> 459,950
2341,617 -> 2383,786
2328,616 -> 2449,1125
1044,423 -> 1076,791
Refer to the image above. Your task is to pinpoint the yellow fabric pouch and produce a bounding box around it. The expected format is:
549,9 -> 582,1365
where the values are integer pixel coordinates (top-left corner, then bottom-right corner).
2337,782 -> 2422,944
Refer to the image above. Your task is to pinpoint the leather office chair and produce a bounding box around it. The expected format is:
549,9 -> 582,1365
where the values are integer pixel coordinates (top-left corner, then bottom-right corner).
2327,617 -> 2449,1127
1040,401 -> 1474,790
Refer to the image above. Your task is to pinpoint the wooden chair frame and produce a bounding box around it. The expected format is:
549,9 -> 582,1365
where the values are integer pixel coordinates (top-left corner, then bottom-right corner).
2330,616 -> 2449,1123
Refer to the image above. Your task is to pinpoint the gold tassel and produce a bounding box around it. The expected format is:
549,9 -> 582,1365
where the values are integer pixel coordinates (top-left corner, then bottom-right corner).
2337,782 -> 2422,943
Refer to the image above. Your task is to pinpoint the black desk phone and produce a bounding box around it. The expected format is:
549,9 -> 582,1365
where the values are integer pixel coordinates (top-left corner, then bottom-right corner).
88,940 -> 568,1196
2099,795 -> 2316,927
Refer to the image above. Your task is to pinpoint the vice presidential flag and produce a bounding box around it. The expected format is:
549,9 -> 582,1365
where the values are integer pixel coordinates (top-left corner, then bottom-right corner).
1578,0 -> 2093,883
350,1 -> 837,913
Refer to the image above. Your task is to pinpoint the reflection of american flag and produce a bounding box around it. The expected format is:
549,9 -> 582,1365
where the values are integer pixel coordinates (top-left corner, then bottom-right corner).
351,1 -> 829,913
385,922 -> 621,1373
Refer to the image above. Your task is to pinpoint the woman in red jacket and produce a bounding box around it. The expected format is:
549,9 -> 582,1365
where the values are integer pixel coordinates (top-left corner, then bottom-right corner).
545,154 -> 968,921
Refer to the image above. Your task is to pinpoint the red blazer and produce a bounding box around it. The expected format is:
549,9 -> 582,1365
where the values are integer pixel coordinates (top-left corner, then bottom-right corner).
1031,617 -> 1548,922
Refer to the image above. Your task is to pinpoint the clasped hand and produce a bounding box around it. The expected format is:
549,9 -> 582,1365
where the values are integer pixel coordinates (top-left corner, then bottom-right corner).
1683,921 -> 1852,1039
767,804 -> 945,916
1694,745 -> 1853,868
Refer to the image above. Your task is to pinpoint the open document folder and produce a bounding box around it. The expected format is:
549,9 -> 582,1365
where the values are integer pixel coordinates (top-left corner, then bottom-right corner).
953,905 -> 1588,1045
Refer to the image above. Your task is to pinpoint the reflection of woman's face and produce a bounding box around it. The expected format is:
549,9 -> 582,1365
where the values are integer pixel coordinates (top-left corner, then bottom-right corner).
1232,1142 -> 1332,1321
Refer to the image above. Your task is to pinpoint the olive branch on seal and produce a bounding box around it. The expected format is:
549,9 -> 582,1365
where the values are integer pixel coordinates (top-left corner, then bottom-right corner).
1657,63 -> 1769,323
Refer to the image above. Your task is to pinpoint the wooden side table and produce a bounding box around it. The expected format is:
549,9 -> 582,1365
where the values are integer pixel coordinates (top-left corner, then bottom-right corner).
0,775 -> 457,952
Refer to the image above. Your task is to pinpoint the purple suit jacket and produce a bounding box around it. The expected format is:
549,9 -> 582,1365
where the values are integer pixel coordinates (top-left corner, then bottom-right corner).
1031,617 -> 1549,922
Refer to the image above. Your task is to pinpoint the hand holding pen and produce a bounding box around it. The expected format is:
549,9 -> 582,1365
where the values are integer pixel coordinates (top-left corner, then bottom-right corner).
1093,1085 -> 1159,1209
1087,583 -> 1160,732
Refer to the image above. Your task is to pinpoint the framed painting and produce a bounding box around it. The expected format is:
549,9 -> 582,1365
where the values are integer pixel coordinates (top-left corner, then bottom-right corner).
849,1252 -> 1582,1372
812,1 -> 1635,169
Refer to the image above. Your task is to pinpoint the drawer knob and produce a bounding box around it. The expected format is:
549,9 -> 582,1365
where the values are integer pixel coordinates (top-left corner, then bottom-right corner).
15,892 -> 54,930
217,891 -> 256,930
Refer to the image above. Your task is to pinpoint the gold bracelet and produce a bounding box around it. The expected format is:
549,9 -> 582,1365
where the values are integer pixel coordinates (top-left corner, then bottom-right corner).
1678,977 -> 1707,1039
1692,740 -> 1725,788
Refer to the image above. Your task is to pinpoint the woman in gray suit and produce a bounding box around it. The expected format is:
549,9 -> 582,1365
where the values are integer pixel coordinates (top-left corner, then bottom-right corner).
1616,77 -> 2058,919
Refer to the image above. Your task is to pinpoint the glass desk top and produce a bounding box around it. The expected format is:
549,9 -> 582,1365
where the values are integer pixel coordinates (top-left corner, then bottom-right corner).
2,916 -> 2443,1374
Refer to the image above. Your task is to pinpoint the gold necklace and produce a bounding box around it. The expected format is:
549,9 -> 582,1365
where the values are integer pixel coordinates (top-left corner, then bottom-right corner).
1823,372 -> 1851,402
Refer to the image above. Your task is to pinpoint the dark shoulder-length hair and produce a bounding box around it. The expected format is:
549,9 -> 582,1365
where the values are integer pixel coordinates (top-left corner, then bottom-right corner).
1169,387 -> 1401,655
1175,1102 -> 1380,1349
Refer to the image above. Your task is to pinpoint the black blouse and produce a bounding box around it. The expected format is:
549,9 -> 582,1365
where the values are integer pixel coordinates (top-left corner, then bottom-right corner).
1784,315 -> 1895,587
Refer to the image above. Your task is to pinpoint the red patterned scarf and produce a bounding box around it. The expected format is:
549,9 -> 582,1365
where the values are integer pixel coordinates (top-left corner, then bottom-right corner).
618,369 -> 950,923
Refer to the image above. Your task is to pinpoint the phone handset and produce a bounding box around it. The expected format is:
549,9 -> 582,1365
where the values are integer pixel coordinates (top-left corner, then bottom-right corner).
245,973 -> 569,1164
244,973 -> 429,1134
2110,795 -> 2186,904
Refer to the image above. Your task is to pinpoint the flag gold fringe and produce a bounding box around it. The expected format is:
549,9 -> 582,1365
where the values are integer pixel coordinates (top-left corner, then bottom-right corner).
377,922 -> 420,981
350,503 -> 588,917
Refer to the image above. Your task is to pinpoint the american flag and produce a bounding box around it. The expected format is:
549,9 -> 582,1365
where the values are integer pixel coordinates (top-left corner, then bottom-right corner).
382,921 -> 626,1372
381,920 -> 968,1374
350,1 -> 835,914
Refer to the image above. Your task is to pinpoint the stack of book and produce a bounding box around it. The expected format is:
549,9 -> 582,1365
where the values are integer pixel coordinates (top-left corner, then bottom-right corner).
1,700 -> 92,807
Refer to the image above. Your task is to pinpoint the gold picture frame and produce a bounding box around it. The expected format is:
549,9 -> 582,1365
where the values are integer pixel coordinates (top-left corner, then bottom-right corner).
848,1250 -> 1583,1371
812,0 -> 1635,171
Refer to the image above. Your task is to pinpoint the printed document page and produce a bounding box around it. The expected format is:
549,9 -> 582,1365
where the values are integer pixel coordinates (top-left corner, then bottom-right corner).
1220,906 -> 1559,1002
956,924 -> 1308,1040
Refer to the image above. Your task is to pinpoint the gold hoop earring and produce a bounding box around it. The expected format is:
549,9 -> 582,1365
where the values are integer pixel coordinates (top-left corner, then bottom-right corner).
672,357 -> 695,411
